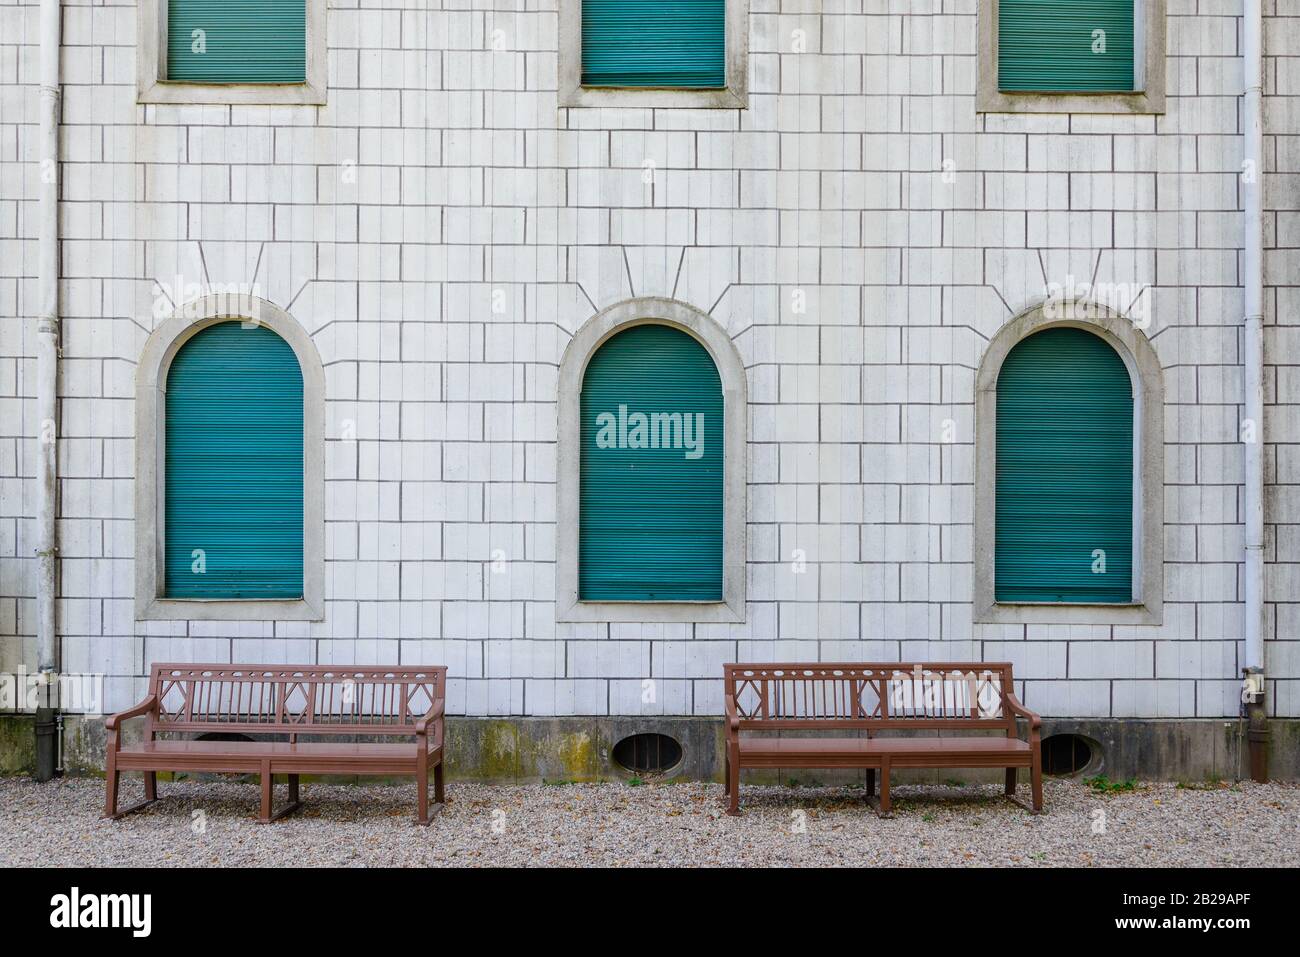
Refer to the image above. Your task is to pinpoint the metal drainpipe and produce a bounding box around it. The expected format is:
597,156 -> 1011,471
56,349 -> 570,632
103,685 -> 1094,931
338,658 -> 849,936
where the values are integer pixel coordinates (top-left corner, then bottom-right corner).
34,0 -> 61,782
1241,0 -> 1268,783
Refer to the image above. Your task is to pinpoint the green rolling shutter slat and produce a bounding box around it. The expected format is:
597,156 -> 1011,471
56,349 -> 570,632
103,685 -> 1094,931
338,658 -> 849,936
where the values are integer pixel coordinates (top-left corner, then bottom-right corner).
580,324 -> 724,601
165,322 -> 304,599
167,0 -> 306,83
995,328 -> 1133,603
999,0 -> 1135,92
582,0 -> 726,89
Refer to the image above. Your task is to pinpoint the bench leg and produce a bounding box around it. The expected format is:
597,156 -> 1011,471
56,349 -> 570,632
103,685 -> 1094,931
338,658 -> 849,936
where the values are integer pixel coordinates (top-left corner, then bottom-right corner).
102,754 -> 160,821
866,768 -> 875,798
259,766 -> 273,823
1004,764 -> 1047,815
417,769 -> 430,825
103,760 -> 119,819
725,747 -> 740,816
258,767 -> 303,824
434,761 -> 445,805
1030,752 -> 1043,814
877,760 -> 892,818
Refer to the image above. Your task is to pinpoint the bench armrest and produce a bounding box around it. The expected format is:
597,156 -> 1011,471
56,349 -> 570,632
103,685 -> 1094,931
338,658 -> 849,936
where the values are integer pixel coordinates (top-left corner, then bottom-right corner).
104,694 -> 158,733
415,698 -> 446,748
1004,692 -> 1041,732
723,694 -> 740,736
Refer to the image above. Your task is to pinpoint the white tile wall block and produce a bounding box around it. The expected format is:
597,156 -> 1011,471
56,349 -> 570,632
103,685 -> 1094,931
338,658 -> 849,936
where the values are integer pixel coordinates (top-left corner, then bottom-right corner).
0,4 -> 1295,720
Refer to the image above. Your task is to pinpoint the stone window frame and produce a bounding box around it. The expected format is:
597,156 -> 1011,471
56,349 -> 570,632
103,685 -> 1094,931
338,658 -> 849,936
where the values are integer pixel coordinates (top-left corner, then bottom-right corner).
973,301 -> 1164,626
137,0 -> 327,105
977,0 -> 1166,115
558,0 -> 749,109
135,295 -> 326,621
556,298 -> 747,623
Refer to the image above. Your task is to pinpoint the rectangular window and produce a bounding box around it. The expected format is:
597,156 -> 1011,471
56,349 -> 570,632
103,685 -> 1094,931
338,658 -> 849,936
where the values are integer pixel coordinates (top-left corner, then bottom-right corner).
998,0 -> 1135,93
581,0 -> 725,89
559,0 -> 748,109
167,0 -> 306,84
137,0 -> 325,105
977,0 -> 1165,114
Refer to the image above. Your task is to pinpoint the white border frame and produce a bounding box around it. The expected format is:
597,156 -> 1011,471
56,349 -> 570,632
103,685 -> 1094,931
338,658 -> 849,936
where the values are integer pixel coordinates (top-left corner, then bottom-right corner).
977,0 -> 1166,114
973,301 -> 1164,626
137,0 -> 327,105
135,295 -> 326,621
558,0 -> 749,109
556,298 -> 747,623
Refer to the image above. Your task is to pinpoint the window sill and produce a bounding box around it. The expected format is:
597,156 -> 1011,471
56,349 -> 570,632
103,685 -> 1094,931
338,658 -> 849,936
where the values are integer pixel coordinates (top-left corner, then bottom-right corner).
975,600 -> 1161,627
557,598 -> 744,624
137,597 -> 323,622
559,86 -> 747,110
976,89 -> 1164,115
137,80 -> 325,107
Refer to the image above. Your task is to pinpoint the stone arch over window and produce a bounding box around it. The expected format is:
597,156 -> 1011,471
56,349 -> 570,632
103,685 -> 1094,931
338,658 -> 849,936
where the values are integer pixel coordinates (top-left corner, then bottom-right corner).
973,301 -> 1164,626
135,295 -> 325,621
557,298 -> 747,623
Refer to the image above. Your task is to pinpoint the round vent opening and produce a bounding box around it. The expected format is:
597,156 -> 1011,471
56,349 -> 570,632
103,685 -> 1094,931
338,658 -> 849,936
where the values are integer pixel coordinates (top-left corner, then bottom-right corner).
612,733 -> 683,775
1041,733 -> 1096,776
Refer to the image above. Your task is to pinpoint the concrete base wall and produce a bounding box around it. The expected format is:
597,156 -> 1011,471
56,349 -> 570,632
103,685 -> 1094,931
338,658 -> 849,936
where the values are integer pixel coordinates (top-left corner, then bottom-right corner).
2,715 -> 1297,785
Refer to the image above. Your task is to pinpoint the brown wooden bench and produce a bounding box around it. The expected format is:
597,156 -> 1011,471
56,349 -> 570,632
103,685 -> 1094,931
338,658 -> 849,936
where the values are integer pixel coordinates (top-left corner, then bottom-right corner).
104,663 -> 447,824
723,662 -> 1042,816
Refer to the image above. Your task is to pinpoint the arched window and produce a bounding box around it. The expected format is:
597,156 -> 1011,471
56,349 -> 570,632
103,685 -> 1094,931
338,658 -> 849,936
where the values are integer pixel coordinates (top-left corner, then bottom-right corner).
579,323 -> 724,601
994,327 -> 1133,603
164,321 -> 304,599
973,304 -> 1163,626
136,296 -> 324,621
557,298 -> 746,623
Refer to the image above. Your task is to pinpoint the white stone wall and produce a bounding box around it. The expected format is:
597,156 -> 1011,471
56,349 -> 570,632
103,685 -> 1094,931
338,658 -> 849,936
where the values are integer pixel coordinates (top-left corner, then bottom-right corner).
0,0 -> 1297,719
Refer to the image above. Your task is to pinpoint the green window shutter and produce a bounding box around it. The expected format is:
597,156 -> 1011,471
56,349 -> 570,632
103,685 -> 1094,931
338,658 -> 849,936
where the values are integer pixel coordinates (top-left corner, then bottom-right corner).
165,322 -> 304,599
995,327 -> 1134,603
998,0 -> 1136,92
167,0 -> 306,83
582,0 -> 726,89
580,324 -> 724,601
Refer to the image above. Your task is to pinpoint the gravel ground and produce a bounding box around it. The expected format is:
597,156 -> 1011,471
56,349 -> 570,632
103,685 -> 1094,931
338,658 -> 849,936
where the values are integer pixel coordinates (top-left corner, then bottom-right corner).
1,775 -> 1296,867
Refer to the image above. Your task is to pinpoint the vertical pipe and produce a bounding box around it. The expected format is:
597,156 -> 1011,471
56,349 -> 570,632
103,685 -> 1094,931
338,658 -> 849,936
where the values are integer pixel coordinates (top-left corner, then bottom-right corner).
34,0 -> 61,781
1242,0 -> 1267,782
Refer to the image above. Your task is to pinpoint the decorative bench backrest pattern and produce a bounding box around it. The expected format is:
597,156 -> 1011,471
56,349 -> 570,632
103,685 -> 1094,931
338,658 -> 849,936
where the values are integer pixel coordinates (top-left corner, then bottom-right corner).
724,663 -> 1018,733
145,664 -> 447,738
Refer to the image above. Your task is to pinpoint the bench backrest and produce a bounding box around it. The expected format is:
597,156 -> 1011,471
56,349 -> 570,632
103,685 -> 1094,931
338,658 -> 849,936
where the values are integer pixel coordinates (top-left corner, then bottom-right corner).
146,664 -> 446,737
724,663 -> 1017,733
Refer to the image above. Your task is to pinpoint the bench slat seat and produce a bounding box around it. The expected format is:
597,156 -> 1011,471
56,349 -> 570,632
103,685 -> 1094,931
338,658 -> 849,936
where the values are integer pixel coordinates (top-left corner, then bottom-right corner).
114,740 -> 439,776
724,663 -> 1043,816
104,664 -> 447,824
738,737 -> 1032,761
